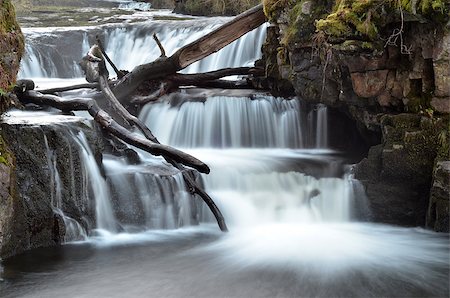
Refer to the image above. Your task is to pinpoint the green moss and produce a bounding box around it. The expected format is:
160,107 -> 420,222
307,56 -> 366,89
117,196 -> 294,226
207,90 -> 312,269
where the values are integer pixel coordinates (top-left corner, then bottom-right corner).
0,0 -> 24,113
316,15 -> 353,37
263,0 -> 296,21
274,0 -> 332,46
0,133 -> 13,166
314,0 -> 449,42
437,124 -> 449,160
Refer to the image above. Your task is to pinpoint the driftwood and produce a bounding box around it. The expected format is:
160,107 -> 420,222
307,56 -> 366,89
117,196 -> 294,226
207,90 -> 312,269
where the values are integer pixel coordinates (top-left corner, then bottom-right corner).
111,4 -> 266,102
17,88 -> 209,173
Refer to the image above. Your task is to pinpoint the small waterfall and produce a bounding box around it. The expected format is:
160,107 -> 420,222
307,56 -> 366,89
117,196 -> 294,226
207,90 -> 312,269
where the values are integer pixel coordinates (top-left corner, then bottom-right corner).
315,104 -> 328,148
43,132 -> 88,242
118,1 -> 152,11
141,95 -> 331,149
141,95 -> 306,148
73,131 -> 118,232
102,156 -> 199,231
188,149 -> 358,228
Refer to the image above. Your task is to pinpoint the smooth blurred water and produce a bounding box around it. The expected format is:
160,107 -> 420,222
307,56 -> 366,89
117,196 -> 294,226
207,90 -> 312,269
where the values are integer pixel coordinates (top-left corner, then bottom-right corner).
0,224 -> 448,298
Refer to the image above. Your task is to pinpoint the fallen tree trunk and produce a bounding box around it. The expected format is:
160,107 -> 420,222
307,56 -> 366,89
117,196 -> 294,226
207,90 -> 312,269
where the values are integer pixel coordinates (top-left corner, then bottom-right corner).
111,4 -> 266,102
17,89 -> 210,174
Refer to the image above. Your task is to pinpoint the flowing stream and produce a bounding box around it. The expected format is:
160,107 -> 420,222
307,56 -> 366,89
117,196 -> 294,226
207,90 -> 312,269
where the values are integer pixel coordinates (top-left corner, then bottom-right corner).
0,1 -> 448,297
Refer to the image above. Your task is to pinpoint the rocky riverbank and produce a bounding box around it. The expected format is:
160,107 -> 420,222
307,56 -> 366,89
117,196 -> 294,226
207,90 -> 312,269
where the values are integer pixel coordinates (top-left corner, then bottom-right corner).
262,0 -> 449,231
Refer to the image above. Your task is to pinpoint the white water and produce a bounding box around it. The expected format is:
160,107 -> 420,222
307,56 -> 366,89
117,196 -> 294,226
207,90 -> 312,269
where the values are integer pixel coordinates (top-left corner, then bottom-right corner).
73,132 -> 118,232
43,132 -> 88,242
19,18 -> 267,78
118,1 -> 152,11
141,95 -> 330,148
101,155 -> 199,230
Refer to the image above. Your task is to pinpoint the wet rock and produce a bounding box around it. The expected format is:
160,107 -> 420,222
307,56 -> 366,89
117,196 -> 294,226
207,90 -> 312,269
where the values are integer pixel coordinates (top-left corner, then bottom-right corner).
427,161 -> 450,232
354,114 -> 447,227
0,114 -> 101,259
431,97 -> 450,113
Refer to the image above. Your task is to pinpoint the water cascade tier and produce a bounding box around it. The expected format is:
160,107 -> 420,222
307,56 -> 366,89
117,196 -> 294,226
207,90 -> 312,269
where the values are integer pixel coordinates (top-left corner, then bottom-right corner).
19,18 -> 267,78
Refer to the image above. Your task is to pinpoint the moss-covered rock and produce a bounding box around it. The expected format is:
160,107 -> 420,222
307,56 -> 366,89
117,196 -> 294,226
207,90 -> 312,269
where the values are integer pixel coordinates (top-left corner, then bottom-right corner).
315,0 -> 449,43
0,0 -> 24,114
354,114 -> 448,227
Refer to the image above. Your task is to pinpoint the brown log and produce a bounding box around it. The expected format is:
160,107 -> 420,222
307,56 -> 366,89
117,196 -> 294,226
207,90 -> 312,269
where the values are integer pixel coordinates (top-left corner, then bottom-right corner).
173,4 -> 266,69
18,90 -> 210,174
131,82 -> 168,105
37,83 -> 100,94
111,4 -> 266,102
168,67 -> 261,83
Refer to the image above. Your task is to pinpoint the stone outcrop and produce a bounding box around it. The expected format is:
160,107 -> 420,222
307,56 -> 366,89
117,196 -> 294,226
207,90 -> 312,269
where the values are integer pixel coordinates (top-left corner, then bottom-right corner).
0,116 -> 101,259
263,0 -> 449,231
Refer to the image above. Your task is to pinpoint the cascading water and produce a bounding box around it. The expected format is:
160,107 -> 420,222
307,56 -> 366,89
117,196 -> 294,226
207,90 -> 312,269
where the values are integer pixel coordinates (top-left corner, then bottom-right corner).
141,95 -> 306,148
140,93 -> 355,227
19,19 -> 267,79
43,132 -> 88,242
73,131 -> 118,232
2,3 -> 448,298
101,155 -> 200,231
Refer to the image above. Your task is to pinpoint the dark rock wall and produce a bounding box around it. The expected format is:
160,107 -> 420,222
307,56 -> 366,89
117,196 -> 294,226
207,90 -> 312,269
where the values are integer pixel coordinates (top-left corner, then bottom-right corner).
0,120 -> 100,259
263,0 -> 449,231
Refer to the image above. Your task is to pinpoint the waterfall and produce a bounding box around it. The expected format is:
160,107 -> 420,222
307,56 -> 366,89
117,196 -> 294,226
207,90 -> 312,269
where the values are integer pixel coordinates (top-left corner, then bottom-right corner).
140,91 -> 356,226
43,132 -> 88,242
3,6 -> 449,297
73,131 -> 118,232
102,155 -> 200,231
141,95 -> 332,149
118,1 -> 152,11
19,20 -> 267,78
315,104 -> 328,148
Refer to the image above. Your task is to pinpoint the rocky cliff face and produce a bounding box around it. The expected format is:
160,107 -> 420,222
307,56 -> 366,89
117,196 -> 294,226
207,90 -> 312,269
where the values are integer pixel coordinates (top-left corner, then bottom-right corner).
263,0 -> 449,231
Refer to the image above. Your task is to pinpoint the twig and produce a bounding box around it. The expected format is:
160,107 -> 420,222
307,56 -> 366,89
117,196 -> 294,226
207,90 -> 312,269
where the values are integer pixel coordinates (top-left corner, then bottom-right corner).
153,33 -> 167,58
384,0 -> 412,55
95,36 -> 127,78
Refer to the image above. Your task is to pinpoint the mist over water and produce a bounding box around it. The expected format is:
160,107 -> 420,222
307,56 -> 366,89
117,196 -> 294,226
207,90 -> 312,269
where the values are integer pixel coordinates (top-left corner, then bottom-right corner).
2,2 -> 449,297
